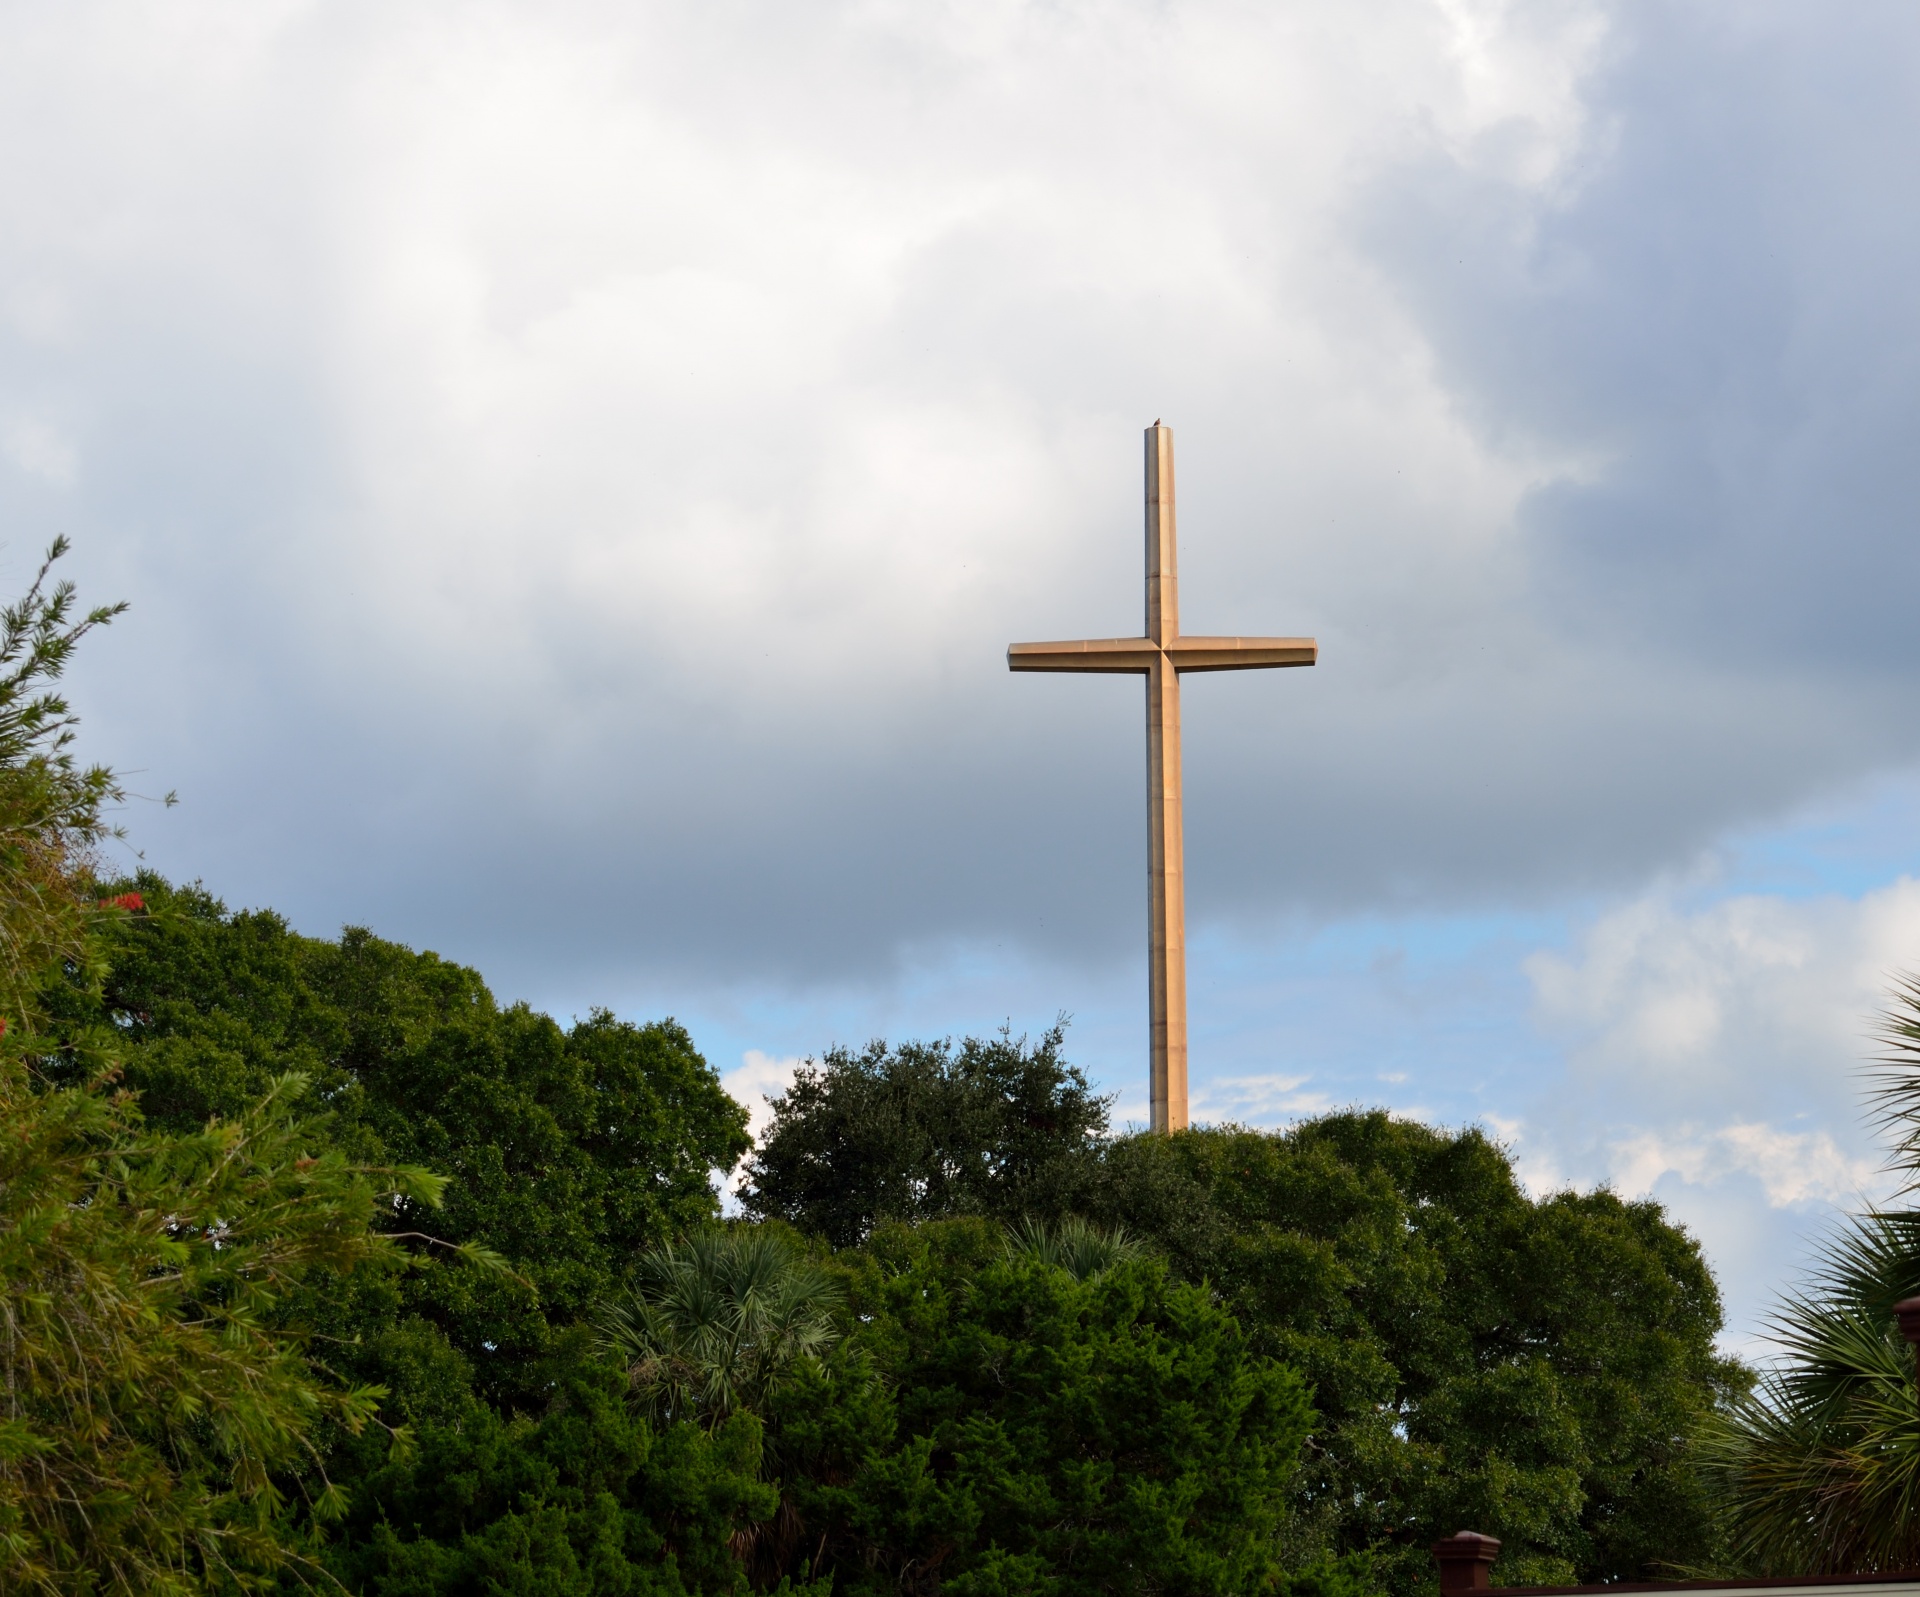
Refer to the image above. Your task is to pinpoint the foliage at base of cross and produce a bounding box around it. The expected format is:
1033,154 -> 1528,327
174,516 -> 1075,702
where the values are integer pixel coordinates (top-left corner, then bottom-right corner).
743,1030 -> 1746,1593
775,1216 -> 1315,1595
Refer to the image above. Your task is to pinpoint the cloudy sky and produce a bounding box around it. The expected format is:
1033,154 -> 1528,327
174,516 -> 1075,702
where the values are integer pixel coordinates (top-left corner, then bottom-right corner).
7,0 -> 1920,1346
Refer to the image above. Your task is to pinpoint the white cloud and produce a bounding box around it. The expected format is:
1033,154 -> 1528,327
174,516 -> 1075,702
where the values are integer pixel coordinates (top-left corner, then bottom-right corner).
722,1048 -> 801,1146
1193,1071 -> 1330,1125
714,1048 -> 803,1202
1528,877 -> 1920,1117
1608,1122 -> 1881,1211
0,2 -> 1908,996
4,0 -> 1669,988
1515,874 -> 1920,1341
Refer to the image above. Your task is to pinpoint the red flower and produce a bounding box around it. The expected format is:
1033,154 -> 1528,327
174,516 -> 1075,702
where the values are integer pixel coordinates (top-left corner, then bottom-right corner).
112,893 -> 143,913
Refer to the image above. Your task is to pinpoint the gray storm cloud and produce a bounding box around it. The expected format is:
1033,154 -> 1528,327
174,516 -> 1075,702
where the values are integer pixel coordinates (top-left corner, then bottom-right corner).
1,0 -> 1914,1002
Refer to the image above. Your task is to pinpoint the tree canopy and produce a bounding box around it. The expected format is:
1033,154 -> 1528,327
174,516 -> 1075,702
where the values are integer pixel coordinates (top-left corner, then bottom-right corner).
68,890 -> 1346,1596
22,875 -> 1737,1594
739,1026 -> 1108,1246
746,1056 -> 1739,1593
68,877 -> 750,1405
1080,1118 -> 1740,1591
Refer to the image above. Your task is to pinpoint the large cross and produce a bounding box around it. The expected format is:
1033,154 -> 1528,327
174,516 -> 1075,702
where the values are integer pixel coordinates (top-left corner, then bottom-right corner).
1008,423 -> 1316,1133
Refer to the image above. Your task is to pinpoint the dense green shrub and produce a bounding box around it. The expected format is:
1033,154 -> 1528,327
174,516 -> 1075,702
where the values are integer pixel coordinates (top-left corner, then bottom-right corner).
325,1335 -> 779,1597
764,1216 -> 1319,1597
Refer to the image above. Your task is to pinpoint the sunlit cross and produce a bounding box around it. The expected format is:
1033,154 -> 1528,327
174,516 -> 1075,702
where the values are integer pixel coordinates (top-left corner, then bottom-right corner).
1009,422 -> 1316,1133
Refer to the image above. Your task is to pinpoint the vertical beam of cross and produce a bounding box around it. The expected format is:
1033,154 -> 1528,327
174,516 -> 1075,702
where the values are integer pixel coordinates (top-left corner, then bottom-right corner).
1008,423 -> 1316,1133
1144,427 -> 1186,1132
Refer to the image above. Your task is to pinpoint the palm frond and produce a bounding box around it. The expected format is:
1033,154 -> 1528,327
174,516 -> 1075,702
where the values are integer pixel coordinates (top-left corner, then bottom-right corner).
597,1226 -> 842,1427
1865,975 -> 1920,1191
1005,1215 -> 1145,1281
1709,1211 -> 1920,1572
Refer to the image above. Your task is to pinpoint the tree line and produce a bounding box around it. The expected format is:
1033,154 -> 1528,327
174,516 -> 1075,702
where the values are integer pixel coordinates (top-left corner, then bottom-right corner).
0,543 -> 1911,1592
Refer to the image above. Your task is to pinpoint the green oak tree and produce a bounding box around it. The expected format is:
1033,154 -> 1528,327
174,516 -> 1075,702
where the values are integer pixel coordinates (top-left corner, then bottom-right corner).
738,1026 -> 1108,1246
67,876 -> 751,1406
52,876 -> 782,1595
1077,1118 -> 1742,1591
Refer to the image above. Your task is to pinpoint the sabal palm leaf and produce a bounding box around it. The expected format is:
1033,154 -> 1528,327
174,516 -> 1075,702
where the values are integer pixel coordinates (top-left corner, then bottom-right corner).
1708,975 -> 1920,1572
1005,1215 -> 1145,1280
1866,973 -> 1920,1187
598,1226 -> 842,1426
1708,1278 -> 1920,1573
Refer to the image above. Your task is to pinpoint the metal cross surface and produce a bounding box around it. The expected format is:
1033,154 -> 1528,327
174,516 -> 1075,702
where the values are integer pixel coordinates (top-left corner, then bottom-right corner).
1008,423 -> 1316,1133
